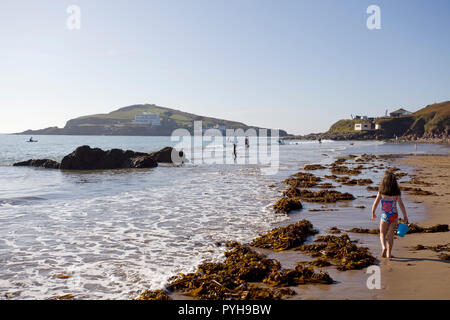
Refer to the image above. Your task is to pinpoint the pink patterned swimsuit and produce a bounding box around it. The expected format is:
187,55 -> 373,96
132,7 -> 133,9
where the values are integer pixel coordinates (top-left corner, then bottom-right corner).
380,199 -> 398,223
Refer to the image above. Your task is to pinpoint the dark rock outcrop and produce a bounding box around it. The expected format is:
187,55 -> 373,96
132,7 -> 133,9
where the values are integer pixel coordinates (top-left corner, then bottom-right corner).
285,131 -> 385,141
149,146 -> 185,164
12,146 -> 187,170
60,146 -> 158,170
13,159 -> 60,169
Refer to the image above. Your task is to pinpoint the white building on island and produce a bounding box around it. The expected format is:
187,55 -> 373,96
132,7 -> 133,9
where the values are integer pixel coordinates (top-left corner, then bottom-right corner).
354,122 -> 382,131
354,123 -> 373,131
134,112 -> 161,126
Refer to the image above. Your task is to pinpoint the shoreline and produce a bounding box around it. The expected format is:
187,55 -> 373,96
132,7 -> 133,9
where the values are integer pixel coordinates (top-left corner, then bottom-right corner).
284,135 -> 450,145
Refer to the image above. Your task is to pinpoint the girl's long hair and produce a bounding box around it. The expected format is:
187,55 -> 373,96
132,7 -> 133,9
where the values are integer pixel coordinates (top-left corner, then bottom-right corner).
379,171 -> 401,196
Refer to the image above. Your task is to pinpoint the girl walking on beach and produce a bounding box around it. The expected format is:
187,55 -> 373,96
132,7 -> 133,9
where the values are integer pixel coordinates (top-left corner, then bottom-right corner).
371,171 -> 409,259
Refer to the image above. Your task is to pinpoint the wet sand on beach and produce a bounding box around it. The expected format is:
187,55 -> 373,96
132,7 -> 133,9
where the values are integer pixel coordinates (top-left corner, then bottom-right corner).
380,155 -> 450,299
274,154 -> 450,300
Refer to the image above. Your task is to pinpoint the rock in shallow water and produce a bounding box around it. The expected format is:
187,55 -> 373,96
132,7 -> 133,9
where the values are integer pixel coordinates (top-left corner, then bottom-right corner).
13,159 -> 60,169
148,146 -> 185,164
13,145 -> 186,170
59,145 -> 158,169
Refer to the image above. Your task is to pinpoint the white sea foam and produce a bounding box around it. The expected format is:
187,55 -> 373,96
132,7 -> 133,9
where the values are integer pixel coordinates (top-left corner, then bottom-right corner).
0,164 -> 287,299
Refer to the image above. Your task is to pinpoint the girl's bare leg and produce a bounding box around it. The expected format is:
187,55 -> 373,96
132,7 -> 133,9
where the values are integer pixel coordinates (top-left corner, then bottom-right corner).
379,220 -> 389,258
386,221 -> 398,259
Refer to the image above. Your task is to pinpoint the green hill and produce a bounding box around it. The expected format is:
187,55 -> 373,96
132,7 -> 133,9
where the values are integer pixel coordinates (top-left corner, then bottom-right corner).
408,101 -> 450,135
327,101 -> 449,139
328,119 -> 373,133
19,104 -> 288,136
66,104 -> 246,129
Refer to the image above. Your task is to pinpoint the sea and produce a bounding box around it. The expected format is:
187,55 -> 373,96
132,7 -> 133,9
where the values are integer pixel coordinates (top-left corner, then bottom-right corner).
0,134 -> 448,299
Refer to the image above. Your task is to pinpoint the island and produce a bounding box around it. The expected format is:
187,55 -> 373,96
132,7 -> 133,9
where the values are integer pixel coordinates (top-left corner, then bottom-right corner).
17,104 -> 289,137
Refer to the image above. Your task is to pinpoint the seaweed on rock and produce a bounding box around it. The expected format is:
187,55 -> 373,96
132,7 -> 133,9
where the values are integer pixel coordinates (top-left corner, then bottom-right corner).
406,223 -> 449,234
164,241 -> 334,300
136,289 -> 172,300
400,186 -> 437,196
411,242 -> 450,261
304,164 -> 326,170
52,294 -> 75,300
334,176 -> 351,183
284,172 -> 322,188
338,177 -> 372,186
251,220 -> 318,251
294,189 -> 355,203
166,242 -> 292,300
394,172 -> 408,179
331,158 -> 347,165
297,234 -> 376,271
330,165 -> 362,176
354,154 -> 377,162
327,226 -> 342,234
411,244 -> 449,252
263,264 -> 333,287
356,179 -> 373,186
282,186 -> 302,199
405,178 -> 434,187
307,258 -> 333,267
273,197 -> 303,213
342,179 -> 358,186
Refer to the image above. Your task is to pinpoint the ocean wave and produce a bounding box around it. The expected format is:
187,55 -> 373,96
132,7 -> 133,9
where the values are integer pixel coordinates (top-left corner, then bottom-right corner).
0,196 -> 46,207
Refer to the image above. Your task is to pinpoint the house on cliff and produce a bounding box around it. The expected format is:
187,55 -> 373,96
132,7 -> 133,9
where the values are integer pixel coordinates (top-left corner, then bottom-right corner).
389,108 -> 412,117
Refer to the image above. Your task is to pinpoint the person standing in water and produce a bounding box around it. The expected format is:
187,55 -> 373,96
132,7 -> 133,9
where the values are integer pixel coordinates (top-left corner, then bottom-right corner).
232,136 -> 237,159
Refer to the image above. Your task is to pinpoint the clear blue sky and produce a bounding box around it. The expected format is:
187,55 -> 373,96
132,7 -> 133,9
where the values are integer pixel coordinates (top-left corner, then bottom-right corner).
1,0 -> 449,134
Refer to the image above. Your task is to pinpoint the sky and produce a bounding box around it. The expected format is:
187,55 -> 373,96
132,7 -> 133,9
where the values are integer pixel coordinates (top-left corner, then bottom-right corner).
0,0 -> 449,135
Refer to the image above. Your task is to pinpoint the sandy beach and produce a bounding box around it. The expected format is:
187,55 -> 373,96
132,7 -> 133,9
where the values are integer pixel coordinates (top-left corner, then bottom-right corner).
380,155 -> 450,299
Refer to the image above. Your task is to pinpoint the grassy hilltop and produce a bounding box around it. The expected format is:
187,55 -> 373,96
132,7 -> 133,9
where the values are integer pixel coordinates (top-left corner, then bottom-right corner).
67,104 -> 247,129
286,100 -> 449,141
327,101 -> 449,139
19,104 -> 288,136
